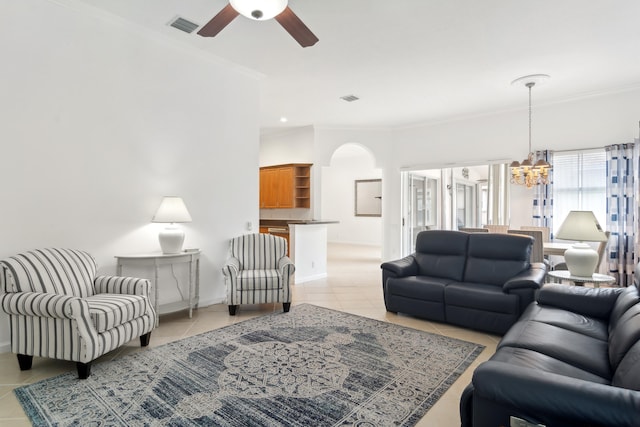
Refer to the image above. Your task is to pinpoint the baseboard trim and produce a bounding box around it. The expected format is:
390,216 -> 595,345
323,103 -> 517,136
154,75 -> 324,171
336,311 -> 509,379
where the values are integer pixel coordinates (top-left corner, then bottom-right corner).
294,273 -> 328,284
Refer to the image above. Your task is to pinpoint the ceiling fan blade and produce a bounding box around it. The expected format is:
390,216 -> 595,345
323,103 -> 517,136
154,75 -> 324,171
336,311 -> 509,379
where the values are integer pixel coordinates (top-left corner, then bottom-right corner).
197,4 -> 239,37
275,6 -> 319,48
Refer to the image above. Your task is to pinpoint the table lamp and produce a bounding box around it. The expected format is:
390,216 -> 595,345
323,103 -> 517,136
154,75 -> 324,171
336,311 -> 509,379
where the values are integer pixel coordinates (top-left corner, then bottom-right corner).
152,196 -> 192,254
555,210 -> 608,277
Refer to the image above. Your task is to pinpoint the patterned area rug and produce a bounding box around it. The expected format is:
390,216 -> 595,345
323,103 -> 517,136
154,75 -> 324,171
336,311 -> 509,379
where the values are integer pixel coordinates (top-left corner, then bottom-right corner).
15,304 -> 484,426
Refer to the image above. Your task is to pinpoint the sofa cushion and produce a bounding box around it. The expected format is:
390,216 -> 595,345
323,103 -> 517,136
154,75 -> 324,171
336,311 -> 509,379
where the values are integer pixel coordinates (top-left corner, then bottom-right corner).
237,270 -> 283,290
491,346 -> 610,384
519,304 -> 608,341
464,234 -> 530,286
386,276 -> 450,301
498,319 -> 611,379
86,294 -> 149,333
414,230 -> 469,281
445,282 -> 519,314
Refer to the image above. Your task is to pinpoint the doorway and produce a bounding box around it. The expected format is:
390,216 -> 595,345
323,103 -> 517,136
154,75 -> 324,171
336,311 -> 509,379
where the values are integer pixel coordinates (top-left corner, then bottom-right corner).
321,143 -> 382,260
401,164 -> 504,257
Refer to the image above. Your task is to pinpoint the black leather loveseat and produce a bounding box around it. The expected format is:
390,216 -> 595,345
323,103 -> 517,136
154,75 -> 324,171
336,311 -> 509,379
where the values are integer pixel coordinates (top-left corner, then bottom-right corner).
381,230 -> 547,335
460,270 -> 640,427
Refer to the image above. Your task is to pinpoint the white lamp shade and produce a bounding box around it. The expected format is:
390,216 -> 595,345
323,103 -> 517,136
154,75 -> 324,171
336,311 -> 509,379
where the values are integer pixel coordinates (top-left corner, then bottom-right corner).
230,0 -> 288,20
152,197 -> 192,223
555,211 -> 607,242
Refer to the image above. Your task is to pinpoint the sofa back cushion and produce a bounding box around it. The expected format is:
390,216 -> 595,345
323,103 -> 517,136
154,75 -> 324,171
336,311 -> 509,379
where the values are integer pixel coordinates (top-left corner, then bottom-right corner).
230,233 -> 287,270
610,264 -> 640,389
0,248 -> 96,297
608,296 -> 640,371
612,340 -> 640,390
609,285 -> 640,332
464,234 -> 531,286
414,230 -> 469,282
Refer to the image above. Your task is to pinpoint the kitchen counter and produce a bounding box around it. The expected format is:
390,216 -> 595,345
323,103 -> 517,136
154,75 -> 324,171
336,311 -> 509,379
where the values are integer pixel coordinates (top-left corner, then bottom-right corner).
260,219 -> 339,227
259,219 -> 339,283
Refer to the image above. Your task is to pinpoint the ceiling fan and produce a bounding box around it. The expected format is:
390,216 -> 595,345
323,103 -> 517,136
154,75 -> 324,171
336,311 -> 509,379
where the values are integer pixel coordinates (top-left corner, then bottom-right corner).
198,0 -> 318,48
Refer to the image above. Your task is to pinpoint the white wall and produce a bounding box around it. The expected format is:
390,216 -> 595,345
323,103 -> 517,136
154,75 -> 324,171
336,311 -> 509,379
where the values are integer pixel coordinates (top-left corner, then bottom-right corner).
260,126 -> 316,220
0,0 -> 260,351
321,144 -> 382,245
380,88 -> 640,260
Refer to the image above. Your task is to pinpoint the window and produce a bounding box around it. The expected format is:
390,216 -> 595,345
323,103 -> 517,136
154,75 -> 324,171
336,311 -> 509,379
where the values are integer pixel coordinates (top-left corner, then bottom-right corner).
552,149 -> 606,235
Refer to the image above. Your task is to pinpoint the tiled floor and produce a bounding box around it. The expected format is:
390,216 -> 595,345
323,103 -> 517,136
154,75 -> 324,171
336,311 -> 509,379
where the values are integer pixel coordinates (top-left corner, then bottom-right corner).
0,243 -> 500,426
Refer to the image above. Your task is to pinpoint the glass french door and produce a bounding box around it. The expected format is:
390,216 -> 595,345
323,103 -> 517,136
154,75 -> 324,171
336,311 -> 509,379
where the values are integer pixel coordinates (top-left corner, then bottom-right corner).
402,173 -> 439,255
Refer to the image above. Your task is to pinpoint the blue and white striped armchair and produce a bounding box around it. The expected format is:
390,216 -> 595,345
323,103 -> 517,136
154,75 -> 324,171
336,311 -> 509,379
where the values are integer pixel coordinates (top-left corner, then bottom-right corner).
0,248 -> 157,379
222,233 -> 295,315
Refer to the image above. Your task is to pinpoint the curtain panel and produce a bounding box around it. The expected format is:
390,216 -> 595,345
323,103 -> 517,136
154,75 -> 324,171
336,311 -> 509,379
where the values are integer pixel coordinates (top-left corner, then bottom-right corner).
605,140 -> 640,287
532,150 -> 554,238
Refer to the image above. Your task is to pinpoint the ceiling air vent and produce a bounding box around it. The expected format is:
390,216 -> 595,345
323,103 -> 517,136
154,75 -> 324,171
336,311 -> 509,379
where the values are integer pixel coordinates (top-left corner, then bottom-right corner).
169,17 -> 199,34
340,94 -> 360,102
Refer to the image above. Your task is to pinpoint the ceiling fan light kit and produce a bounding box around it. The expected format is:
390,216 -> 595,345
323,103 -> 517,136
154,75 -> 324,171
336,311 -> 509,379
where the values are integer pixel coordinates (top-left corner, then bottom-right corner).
197,0 -> 318,47
230,0 -> 288,20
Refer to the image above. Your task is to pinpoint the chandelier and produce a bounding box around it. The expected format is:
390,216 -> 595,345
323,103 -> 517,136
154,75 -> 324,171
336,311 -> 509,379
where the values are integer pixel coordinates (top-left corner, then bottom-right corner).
510,74 -> 551,188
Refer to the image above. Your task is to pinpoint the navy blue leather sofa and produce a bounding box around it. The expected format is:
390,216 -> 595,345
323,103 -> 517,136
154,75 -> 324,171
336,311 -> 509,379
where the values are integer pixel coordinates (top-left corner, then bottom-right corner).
381,230 -> 547,335
460,269 -> 640,427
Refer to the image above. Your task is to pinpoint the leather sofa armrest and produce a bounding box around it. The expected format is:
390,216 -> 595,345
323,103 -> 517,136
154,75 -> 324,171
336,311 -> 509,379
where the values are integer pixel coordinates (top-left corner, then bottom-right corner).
472,361 -> 640,427
503,264 -> 546,291
380,255 -> 418,278
537,283 -> 623,319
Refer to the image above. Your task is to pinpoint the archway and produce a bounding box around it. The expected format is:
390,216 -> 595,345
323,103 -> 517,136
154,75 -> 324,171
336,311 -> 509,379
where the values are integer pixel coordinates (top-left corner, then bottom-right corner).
321,143 -> 382,260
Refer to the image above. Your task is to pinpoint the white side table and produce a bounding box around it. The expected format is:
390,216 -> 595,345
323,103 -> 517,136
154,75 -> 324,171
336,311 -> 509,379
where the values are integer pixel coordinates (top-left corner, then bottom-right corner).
115,250 -> 201,323
547,270 -> 616,288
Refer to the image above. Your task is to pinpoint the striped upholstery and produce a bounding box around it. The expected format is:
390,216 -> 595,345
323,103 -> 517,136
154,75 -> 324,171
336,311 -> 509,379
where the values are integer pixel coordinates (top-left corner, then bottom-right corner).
2,248 -> 96,296
85,293 -> 150,333
223,234 -> 295,308
0,248 -> 156,367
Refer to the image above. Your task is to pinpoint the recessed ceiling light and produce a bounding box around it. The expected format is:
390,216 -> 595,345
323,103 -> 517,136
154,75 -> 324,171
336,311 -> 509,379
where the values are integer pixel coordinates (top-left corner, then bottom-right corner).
280,117 -> 288,123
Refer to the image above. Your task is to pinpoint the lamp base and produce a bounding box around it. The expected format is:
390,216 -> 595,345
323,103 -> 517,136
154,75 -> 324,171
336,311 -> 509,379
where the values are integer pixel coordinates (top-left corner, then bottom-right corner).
158,225 -> 185,254
563,243 -> 598,277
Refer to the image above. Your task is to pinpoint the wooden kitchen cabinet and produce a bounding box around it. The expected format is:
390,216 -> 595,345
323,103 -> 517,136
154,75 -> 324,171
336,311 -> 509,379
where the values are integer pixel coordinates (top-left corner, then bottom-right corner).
260,163 -> 311,209
260,168 -> 278,208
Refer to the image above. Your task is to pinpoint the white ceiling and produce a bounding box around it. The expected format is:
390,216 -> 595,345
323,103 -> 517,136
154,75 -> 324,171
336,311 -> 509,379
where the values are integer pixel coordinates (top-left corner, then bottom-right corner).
75,0 -> 640,133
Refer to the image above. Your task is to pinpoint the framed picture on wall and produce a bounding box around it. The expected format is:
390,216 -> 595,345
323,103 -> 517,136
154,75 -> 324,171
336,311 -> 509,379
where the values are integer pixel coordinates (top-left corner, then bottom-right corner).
355,179 -> 382,217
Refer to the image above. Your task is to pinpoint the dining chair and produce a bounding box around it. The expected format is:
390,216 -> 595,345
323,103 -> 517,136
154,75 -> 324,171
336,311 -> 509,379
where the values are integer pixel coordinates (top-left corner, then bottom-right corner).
459,227 -> 489,233
508,229 -> 545,264
484,225 -> 510,234
520,226 -> 551,242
